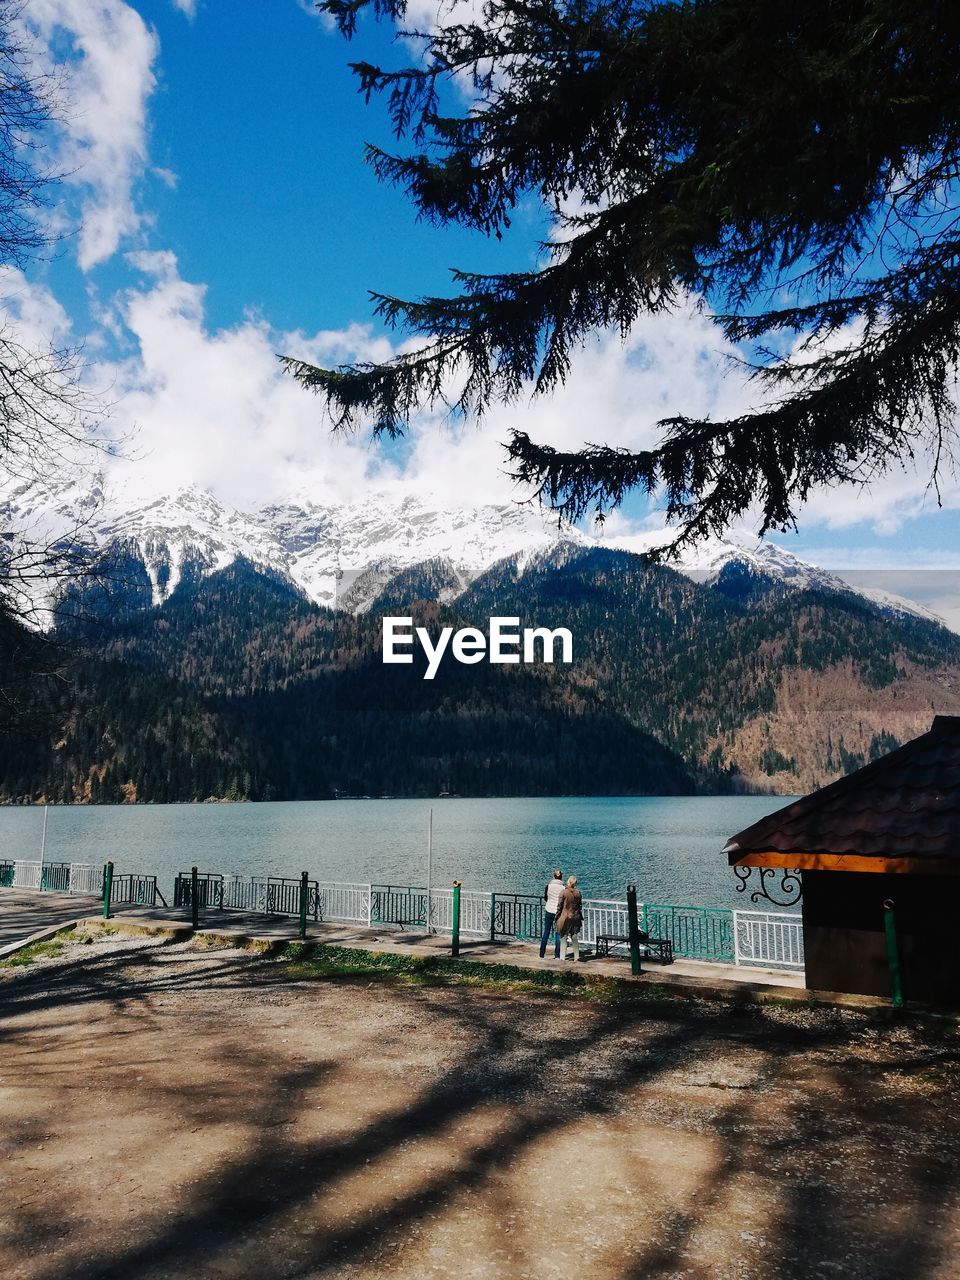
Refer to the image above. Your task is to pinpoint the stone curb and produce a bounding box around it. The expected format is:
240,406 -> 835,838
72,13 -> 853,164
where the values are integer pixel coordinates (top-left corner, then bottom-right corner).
0,919 -> 84,960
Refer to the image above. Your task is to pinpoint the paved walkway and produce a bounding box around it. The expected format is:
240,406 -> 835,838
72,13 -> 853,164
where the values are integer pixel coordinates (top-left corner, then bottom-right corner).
107,902 -> 807,993
1,888 -> 806,992
0,889 -> 104,949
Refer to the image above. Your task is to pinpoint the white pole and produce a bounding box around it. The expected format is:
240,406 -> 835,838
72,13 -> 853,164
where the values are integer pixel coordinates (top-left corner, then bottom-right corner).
425,807 -> 433,934
39,804 -> 48,880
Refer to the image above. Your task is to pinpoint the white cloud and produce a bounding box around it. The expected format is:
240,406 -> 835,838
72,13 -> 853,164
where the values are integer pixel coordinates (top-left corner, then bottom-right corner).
125,248 -> 180,281
0,267 -> 74,349
792,454 -> 960,533
403,0 -> 487,32
171,0 -> 197,18
387,300 -> 758,509
9,240 -> 960,557
21,0 -> 159,271
35,253 -> 754,514
0,267 -> 120,498
93,254 -> 386,507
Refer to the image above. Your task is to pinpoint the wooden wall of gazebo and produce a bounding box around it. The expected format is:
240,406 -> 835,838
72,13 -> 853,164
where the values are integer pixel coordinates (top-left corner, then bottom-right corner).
725,717 -> 960,1005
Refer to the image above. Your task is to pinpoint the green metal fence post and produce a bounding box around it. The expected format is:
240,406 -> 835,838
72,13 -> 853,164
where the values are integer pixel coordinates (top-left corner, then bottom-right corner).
452,881 -> 461,957
626,884 -> 642,976
191,865 -> 199,931
102,861 -> 113,920
489,891 -> 496,942
883,898 -> 904,1008
298,870 -> 308,941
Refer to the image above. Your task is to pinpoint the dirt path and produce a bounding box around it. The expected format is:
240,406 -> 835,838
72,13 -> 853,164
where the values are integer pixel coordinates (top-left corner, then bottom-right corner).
1,930 -> 958,1280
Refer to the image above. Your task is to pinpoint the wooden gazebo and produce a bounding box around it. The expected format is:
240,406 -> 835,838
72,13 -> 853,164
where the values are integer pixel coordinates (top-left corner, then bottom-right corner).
724,716 -> 960,1003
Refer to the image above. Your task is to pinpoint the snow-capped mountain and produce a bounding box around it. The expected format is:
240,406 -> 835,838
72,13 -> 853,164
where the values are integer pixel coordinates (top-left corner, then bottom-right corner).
848,585 -> 948,629
602,528 -> 951,629
1,474 -> 949,631
604,528 -> 853,593
261,490 -> 589,608
0,475 -> 588,613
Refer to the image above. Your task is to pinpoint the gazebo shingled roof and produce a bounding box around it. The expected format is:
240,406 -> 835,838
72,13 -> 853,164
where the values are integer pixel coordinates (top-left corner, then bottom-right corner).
723,715 -> 960,875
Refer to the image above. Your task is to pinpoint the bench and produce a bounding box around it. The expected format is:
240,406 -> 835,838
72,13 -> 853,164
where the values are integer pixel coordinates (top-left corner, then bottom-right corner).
594,932 -> 674,964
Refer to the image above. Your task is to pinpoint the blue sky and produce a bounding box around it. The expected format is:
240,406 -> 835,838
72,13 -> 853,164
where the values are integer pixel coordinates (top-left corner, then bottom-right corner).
8,0 -> 960,594
49,1 -> 542,337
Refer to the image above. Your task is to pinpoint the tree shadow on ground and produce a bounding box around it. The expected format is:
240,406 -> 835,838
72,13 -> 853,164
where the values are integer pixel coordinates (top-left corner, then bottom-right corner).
2,940 -> 958,1280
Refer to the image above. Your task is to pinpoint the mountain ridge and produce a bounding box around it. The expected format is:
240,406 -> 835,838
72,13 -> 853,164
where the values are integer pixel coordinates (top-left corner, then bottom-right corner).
4,544 -> 960,804
2,475 -> 949,631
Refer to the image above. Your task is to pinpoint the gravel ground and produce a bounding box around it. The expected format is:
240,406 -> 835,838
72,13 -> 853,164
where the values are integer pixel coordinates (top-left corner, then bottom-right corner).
1,928 -> 958,1280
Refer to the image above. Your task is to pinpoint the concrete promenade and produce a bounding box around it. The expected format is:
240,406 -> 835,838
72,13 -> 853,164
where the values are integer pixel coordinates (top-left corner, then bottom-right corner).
0,888 -> 102,954
4,889 -> 807,994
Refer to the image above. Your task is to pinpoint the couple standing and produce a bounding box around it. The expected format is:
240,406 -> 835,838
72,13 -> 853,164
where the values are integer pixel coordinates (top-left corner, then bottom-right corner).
540,869 -> 584,961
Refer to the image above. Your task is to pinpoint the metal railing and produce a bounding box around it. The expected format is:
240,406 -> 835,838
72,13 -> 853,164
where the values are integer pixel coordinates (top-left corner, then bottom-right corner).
9,860 -> 41,889
175,872 -> 318,920
491,892 -> 542,941
316,882 -> 371,925
733,909 -> 804,969
427,887 -> 491,937
222,875 -> 266,912
0,857 -> 805,972
266,877 -> 320,920
643,904 -> 735,962
69,863 -> 103,895
111,874 -> 160,907
580,898 -> 634,948
0,859 -> 159,904
371,884 -> 427,929
174,872 -> 225,910
40,862 -> 71,892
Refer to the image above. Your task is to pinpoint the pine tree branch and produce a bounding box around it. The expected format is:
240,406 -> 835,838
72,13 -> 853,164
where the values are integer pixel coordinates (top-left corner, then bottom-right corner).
290,0 -> 960,541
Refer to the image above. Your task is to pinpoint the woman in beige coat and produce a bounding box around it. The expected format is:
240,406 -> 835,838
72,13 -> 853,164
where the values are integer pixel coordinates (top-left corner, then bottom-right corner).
555,875 -> 584,961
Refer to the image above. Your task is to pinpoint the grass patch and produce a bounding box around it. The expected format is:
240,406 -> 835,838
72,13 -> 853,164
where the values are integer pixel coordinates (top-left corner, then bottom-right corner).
281,942 -> 594,996
0,937 -> 69,968
80,923 -> 121,937
277,942 -> 692,1003
275,944 -> 960,1031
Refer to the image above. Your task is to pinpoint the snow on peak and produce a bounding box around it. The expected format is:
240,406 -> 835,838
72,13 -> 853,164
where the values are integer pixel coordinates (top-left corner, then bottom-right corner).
601,527 -> 842,588
258,491 -> 586,606
2,476 -> 949,631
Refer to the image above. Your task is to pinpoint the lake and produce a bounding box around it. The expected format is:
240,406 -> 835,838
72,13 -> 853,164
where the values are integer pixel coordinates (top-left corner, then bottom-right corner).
0,795 -> 797,911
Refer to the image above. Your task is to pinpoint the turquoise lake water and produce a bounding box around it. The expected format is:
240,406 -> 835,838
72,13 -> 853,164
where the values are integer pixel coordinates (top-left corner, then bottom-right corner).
0,795 -> 796,910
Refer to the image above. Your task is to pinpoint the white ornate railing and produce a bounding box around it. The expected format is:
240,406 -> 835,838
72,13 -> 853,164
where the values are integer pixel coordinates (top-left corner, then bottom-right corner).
316,882 -> 372,925
12,860 -> 41,889
732,909 -> 804,969
580,898 -> 635,947
427,888 -> 491,937
1,858 -> 806,972
69,863 -> 104,895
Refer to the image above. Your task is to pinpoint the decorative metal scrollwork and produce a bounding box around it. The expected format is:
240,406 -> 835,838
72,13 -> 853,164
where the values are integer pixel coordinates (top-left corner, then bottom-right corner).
733,865 -> 803,907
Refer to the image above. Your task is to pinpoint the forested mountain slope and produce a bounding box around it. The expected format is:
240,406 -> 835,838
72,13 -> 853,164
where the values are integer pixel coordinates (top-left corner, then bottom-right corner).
2,548 -> 959,803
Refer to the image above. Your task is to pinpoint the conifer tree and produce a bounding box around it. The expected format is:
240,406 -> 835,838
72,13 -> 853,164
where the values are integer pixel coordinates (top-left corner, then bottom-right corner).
287,0 -> 960,548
